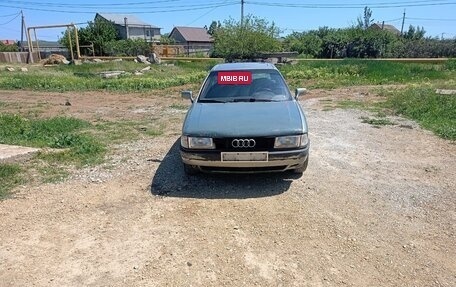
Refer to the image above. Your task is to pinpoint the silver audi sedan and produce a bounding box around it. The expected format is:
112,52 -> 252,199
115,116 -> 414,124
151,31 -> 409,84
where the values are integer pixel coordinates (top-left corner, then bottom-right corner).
180,62 -> 309,175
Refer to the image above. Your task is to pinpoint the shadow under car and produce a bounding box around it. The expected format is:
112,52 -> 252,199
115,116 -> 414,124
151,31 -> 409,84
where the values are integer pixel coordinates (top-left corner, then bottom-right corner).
150,139 -> 300,199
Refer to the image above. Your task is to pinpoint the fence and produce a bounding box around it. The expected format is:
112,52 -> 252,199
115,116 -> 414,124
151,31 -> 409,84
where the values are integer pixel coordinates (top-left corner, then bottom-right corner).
153,44 -> 213,57
0,52 -> 40,64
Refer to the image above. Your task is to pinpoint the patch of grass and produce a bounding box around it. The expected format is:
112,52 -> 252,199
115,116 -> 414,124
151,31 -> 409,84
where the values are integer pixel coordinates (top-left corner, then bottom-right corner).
336,99 -> 366,109
94,119 -> 164,143
360,116 -> 395,126
94,120 -> 139,143
383,88 -> 456,140
0,164 -> 23,199
37,165 -> 69,183
0,60 -> 219,92
279,59 -> 456,89
445,58 -> 456,71
144,128 -> 163,137
169,103 -> 188,110
0,114 -> 88,146
0,114 -> 105,165
37,135 -> 106,166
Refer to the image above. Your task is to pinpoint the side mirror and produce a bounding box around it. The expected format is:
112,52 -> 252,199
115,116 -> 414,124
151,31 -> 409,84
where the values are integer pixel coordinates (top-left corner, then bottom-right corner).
181,90 -> 193,102
295,88 -> 307,99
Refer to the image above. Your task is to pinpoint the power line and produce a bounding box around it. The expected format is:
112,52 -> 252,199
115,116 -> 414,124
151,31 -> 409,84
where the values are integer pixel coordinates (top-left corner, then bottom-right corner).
256,0 -> 451,4
384,17 -> 403,22
0,0 -> 184,7
186,2 -> 227,25
0,0 -> 226,9
0,11 -> 21,17
0,1 -> 232,10
246,1 -> 456,9
0,26 -> 20,33
0,2 -> 238,14
407,17 -> 456,21
0,12 -> 20,25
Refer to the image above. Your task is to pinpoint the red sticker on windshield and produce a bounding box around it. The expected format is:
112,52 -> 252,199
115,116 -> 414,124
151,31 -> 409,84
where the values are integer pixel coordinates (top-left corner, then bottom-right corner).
218,71 -> 252,85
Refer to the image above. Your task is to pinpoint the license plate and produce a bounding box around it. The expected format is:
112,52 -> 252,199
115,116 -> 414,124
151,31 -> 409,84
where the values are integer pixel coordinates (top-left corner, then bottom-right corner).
221,152 -> 268,162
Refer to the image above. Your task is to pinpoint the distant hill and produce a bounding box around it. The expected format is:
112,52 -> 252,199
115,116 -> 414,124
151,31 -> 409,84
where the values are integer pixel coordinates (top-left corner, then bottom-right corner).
21,40 -> 63,48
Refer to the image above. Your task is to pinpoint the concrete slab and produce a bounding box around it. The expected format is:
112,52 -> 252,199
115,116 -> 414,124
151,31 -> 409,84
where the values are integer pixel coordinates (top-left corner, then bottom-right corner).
0,144 -> 40,162
435,89 -> 456,95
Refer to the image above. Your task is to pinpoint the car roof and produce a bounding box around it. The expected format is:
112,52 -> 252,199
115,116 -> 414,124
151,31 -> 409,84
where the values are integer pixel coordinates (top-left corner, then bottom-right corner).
211,62 -> 278,72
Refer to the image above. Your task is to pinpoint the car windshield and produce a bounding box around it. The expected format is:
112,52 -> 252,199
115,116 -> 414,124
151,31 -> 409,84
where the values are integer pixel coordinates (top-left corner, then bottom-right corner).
198,69 -> 292,103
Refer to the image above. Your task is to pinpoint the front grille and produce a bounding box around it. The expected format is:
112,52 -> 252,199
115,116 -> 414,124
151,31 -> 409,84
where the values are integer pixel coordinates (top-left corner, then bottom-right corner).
200,165 -> 287,173
213,137 -> 275,151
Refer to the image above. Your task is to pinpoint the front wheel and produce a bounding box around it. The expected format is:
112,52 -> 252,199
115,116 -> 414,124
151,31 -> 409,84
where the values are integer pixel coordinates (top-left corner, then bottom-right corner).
183,163 -> 199,175
293,157 -> 309,174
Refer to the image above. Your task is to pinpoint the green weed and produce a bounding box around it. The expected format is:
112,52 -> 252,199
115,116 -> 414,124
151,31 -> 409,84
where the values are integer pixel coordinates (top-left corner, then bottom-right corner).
445,58 -> 456,71
279,59 -> 455,89
0,114 -> 89,147
0,164 -> 23,199
360,116 -> 395,126
37,165 -> 69,183
384,88 -> 456,140
144,129 -> 163,137
0,60 -> 216,92
169,103 -> 188,110
0,114 -> 105,165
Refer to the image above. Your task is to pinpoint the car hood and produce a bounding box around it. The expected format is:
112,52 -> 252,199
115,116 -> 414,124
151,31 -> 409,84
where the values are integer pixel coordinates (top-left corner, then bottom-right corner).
183,101 -> 306,137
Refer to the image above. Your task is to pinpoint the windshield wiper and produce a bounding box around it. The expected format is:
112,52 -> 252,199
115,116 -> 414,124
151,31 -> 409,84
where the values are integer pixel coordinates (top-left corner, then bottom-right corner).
198,99 -> 226,103
231,98 -> 275,102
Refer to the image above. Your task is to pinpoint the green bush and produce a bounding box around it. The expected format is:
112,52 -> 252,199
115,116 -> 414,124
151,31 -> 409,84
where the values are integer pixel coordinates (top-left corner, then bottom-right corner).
445,59 -> 456,71
104,39 -> 151,56
0,42 -> 18,52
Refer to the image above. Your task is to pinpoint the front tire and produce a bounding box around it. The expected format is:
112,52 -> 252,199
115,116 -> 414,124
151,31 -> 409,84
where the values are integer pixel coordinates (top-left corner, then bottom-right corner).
183,163 -> 199,175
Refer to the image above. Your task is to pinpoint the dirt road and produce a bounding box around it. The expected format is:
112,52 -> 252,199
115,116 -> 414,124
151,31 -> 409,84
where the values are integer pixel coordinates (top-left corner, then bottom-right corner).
0,88 -> 455,286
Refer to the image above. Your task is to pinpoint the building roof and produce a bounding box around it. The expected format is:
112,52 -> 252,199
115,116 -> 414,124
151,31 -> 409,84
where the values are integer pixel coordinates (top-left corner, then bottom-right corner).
96,13 -> 159,28
370,23 -> 401,34
170,26 -> 213,43
1,40 -> 16,45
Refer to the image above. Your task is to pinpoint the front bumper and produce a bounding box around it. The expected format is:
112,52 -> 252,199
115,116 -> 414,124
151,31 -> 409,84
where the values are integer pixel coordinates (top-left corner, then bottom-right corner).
180,146 -> 309,173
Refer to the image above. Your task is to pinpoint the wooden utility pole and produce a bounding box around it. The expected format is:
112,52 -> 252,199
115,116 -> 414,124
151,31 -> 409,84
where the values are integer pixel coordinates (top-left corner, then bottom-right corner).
124,17 -> 129,39
400,9 -> 406,35
20,10 -> 24,51
241,0 -> 244,25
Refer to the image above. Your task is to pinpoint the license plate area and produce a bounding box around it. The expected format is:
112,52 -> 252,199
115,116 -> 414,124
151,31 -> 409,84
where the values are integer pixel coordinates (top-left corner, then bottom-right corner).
221,152 -> 268,162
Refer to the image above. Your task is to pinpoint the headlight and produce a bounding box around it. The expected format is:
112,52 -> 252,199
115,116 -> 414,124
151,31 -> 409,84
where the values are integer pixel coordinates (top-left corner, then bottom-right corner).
274,134 -> 308,148
181,136 -> 215,149
300,134 -> 309,147
181,135 -> 189,148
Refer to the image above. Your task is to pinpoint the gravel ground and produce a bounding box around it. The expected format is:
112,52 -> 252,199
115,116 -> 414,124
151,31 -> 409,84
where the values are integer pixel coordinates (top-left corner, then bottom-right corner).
0,88 -> 455,287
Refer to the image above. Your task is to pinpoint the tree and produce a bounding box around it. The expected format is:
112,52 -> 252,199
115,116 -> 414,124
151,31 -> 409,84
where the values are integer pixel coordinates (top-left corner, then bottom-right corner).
104,39 -> 150,56
357,6 -> 374,30
206,20 -> 221,36
60,17 -> 118,56
404,25 -> 426,40
160,32 -> 176,45
283,32 -> 322,58
211,15 -> 281,60
0,42 -> 18,52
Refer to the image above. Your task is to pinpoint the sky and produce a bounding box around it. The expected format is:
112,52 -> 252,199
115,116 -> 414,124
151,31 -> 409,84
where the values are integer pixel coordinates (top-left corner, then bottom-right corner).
0,0 -> 456,42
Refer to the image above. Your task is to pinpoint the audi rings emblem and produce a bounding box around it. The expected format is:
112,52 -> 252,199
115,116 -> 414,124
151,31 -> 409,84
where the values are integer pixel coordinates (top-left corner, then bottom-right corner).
232,139 -> 256,148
